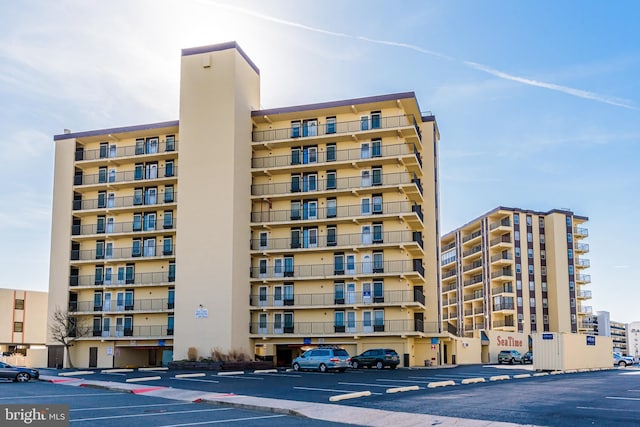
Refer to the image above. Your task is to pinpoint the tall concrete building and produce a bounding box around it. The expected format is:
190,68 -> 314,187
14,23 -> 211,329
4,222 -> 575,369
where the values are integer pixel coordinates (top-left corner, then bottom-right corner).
47,42 -> 442,368
440,207 -> 591,340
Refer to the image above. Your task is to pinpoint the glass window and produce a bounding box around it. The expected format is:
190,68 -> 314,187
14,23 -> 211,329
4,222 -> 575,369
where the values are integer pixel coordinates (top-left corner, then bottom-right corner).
527,232 -> 533,242
514,230 -> 520,241
528,249 -> 533,258
165,160 -> 174,177
135,139 -> 144,155
132,239 -> 141,257
326,199 -> 337,218
334,282 -> 344,301
326,117 -> 336,134
373,223 -> 383,243
513,213 -> 519,224
14,322 -> 23,332
164,211 -> 173,229
539,217 -> 545,228
334,311 -> 344,326
135,164 -> 144,180
327,226 -> 337,246
291,175 -> 301,192
360,116 -> 369,131
374,310 -> 384,325
164,185 -> 174,203
291,121 -> 301,138
372,139 -> 382,157
14,299 -> 24,310
326,143 -> 336,162
291,147 -> 301,165
326,171 -> 336,190
528,265 -> 534,274
526,216 -> 532,226
371,111 -> 381,129
334,253 -> 344,274
163,237 -> 173,255
372,167 -> 382,186
361,143 -> 370,159
515,247 -> 521,257
372,195 -> 383,214
290,201 -> 301,220
259,232 -> 268,249
373,252 -> 384,272
361,198 -> 371,215
166,135 -> 175,152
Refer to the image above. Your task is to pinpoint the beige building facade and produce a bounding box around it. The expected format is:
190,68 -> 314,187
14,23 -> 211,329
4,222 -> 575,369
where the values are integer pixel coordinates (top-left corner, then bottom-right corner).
48,41 -> 443,368
440,207 -> 592,363
0,289 -> 47,355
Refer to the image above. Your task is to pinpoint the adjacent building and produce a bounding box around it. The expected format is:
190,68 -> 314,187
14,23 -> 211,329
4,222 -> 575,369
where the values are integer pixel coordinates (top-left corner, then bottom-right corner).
440,207 -> 591,360
0,289 -> 47,356
47,41 -> 443,368
628,321 -> 640,360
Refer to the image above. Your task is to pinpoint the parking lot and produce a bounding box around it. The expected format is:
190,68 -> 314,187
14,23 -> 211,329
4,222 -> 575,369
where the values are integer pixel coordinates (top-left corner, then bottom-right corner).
1,365 -> 638,426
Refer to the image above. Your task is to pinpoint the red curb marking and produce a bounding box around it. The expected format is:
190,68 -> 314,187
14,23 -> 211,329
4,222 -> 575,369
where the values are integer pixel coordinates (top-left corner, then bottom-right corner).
131,387 -> 167,394
49,378 -> 82,383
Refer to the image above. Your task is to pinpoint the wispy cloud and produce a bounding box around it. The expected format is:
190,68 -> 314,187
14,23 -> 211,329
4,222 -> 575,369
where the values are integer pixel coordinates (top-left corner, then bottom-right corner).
203,0 -> 637,111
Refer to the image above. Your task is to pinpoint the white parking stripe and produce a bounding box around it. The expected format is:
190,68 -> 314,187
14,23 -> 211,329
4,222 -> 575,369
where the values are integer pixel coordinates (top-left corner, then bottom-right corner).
71,403 -> 192,412
70,408 -> 232,422
158,414 -> 286,426
211,375 -> 264,380
577,406 -> 640,413
171,378 -> 220,384
294,386 -> 382,395
606,396 -> 640,401
376,378 -> 424,383
0,393 -> 114,400
338,382 -> 396,388
251,372 -> 301,378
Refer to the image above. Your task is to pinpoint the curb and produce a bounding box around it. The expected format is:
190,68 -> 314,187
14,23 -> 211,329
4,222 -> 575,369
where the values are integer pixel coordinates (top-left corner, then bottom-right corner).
386,385 -> 420,393
461,378 -> 485,385
329,391 -> 372,402
427,380 -> 455,388
489,375 -> 510,381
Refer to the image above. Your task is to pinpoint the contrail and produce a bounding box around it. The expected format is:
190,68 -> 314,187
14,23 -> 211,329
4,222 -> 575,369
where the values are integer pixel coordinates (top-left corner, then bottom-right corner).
201,0 -> 637,110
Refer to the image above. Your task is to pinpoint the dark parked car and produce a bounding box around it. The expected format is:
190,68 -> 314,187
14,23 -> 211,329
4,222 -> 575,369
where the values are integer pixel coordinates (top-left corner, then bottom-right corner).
0,362 -> 39,382
498,350 -> 523,364
522,351 -> 533,364
350,348 -> 400,369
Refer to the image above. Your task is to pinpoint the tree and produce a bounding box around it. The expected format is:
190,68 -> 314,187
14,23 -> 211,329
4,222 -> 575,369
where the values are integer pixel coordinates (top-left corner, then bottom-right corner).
49,306 -> 91,369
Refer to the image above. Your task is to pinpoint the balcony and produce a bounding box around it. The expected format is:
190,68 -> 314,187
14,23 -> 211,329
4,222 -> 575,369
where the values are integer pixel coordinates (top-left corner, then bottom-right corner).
69,298 -> 172,313
493,320 -> 515,328
575,274 -> 591,284
70,270 -> 174,288
252,114 -> 421,144
490,252 -> 513,264
251,230 -> 423,254
73,192 -> 178,212
490,235 -> 512,247
88,324 -> 172,339
250,259 -> 424,282
442,270 -> 457,280
72,218 -> 176,237
462,230 -> 482,244
249,319 -> 439,336
251,171 -> 422,199
577,290 -> 592,299
489,218 -> 511,231
463,276 -> 483,287
74,167 -> 177,188
575,258 -> 590,268
250,289 -> 425,308
493,303 -> 515,311
70,245 -> 175,262
491,269 -> 513,280
462,245 -> 482,258
447,312 -> 458,319
462,261 -> 483,273
252,143 -> 421,173
577,305 -> 593,315
441,241 -> 456,252
492,284 -> 514,295
574,242 -> 590,253
463,291 -> 483,301
573,227 -> 589,238
75,139 -> 177,162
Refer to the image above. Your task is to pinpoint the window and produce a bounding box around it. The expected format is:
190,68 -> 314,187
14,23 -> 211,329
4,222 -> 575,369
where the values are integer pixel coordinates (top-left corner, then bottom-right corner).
291,174 -> 301,192
164,211 -> 173,229
568,265 -> 574,275
526,215 -> 532,226
361,170 -> 371,187
14,299 -> 24,310
164,185 -> 174,203
145,187 -> 157,205
302,173 -> 317,192
290,201 -> 301,220
259,232 -> 268,250
541,266 -> 547,275
98,167 -> 107,183
360,116 -> 369,131
258,259 -> 268,277
373,223 -> 383,243
543,315 -> 549,324
97,216 -> 106,234
327,226 -> 337,246
515,263 -> 521,274
441,249 -> 456,266
291,121 -> 301,138
326,198 -> 337,218
513,213 -> 519,224
168,262 -> 175,282
326,171 -> 336,190
517,297 -> 523,307
96,240 -> 105,259
371,111 -> 381,129
528,249 -> 533,258
361,143 -> 371,159
566,216 -> 572,227
542,298 -> 548,308
531,314 -> 537,323
372,167 -> 382,186
326,143 -> 336,162
303,228 -> 318,248
570,298 -> 575,308
14,322 -> 23,332
514,230 -> 520,241
540,250 -> 546,260
163,237 -> 173,255
303,119 -> 317,137
569,281 -> 574,290
361,198 -> 371,215
516,280 -> 522,290
166,135 -> 175,152
165,160 -> 174,177
567,233 -> 573,243
135,138 -> 144,155
290,147 -> 300,165
284,256 -> 294,277
167,315 -> 174,335
290,229 -> 301,249
542,281 -> 547,292
334,282 -> 345,303
373,251 -> 384,273
527,232 -> 533,242
143,238 -> 156,257
334,253 -> 344,275
539,217 -> 545,228
528,265 -> 534,274
334,311 -> 345,330
529,280 -> 535,291
146,137 -> 159,154
326,117 -> 336,134
568,249 -> 573,259
135,164 -> 143,180
372,139 -> 382,157
374,309 -> 384,331
373,281 -> 384,302
100,142 -> 109,158
274,258 -> 284,277
144,213 -> 156,231
132,239 -> 142,257
372,195 -> 383,214
515,247 -> 520,257
540,234 -> 545,244
145,162 -> 158,179
530,298 -> 536,307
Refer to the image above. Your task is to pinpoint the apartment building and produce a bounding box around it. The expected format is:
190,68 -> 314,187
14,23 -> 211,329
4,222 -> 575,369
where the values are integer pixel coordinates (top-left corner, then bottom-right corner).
48,41 -> 442,368
440,207 -> 591,347
0,289 -> 47,355
628,321 -> 640,360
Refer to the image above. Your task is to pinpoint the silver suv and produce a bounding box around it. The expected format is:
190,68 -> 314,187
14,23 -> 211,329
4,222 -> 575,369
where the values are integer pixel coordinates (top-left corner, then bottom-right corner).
498,350 -> 523,364
292,347 -> 351,372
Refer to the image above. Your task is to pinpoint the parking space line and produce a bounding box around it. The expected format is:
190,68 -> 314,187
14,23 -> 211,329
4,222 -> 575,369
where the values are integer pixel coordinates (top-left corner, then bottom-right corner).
294,386 -> 383,395
606,396 -> 640,401
338,381 -> 397,388
376,378 -> 425,383
158,414 -> 286,426
0,393 -> 115,400
172,377 -> 220,384
70,403 -> 193,412
70,408 -> 232,422
210,375 -> 264,380
577,406 -> 640,413
251,372 -> 301,378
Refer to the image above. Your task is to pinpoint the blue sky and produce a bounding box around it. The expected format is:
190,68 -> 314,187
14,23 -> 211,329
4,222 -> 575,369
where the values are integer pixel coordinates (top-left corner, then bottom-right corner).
1,1 -> 638,322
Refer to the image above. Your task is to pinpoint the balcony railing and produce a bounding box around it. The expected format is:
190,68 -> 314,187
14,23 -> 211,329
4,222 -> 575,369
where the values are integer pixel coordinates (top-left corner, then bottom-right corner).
463,292 -> 483,301
76,139 -> 177,161
577,305 -> 593,314
71,245 -> 175,261
250,289 -> 425,307
574,242 -> 590,252
577,290 -> 592,299
251,230 -> 423,251
441,241 -> 456,252
575,258 -> 590,268
251,172 -> 422,197
90,324 -> 172,338
74,167 -> 177,187
252,114 -> 420,143
249,319 -> 439,335
575,274 -> 591,283
489,218 -> 511,230
250,259 -> 424,280
462,261 -> 483,272
490,235 -> 512,246
442,270 -> 457,279
73,192 -> 178,211
252,143 -> 420,169
493,303 -> 515,311
462,230 -> 482,243
70,271 -> 174,287
493,320 -> 515,327
492,285 -> 514,294
490,252 -> 513,262
69,298 -> 172,313
72,219 -> 176,236
463,276 -> 483,287
251,201 -> 423,224
573,227 -> 589,237
491,269 -> 513,279
462,245 -> 482,257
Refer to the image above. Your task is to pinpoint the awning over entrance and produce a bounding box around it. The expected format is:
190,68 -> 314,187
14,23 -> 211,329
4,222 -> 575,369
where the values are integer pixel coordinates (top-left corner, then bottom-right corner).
481,331 -> 490,346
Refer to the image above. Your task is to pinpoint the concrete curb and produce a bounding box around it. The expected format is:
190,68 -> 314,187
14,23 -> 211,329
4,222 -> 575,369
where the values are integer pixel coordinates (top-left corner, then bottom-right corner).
139,367 -> 168,371
427,380 -> 455,388
386,385 -> 420,393
329,391 -> 372,402
513,374 -> 531,379
58,371 -> 94,376
101,369 -> 133,373
461,377 -> 485,385
533,372 -> 549,377
489,375 -> 510,381
254,369 -> 278,374
174,373 -> 206,378
125,376 -> 161,382
217,371 -> 244,376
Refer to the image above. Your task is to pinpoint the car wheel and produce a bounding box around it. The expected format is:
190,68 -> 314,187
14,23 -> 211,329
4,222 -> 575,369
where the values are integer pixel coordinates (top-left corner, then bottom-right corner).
619,361 -> 627,367
319,363 -> 327,373
352,360 -> 359,369
292,362 -> 300,371
520,359 -> 524,364
15,372 -> 31,383
498,360 -> 502,364
375,361 -> 384,370
509,358 -> 514,365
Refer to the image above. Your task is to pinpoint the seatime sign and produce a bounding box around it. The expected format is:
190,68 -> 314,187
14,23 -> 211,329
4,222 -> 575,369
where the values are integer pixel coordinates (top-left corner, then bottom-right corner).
495,335 -> 523,347
586,335 -> 596,346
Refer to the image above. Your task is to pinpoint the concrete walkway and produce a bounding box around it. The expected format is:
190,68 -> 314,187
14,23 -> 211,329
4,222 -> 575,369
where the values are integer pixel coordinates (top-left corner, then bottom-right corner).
41,375 -> 537,427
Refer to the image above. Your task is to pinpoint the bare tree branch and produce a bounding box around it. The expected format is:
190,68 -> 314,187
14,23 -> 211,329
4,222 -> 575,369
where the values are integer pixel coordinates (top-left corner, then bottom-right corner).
48,306 -> 92,368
